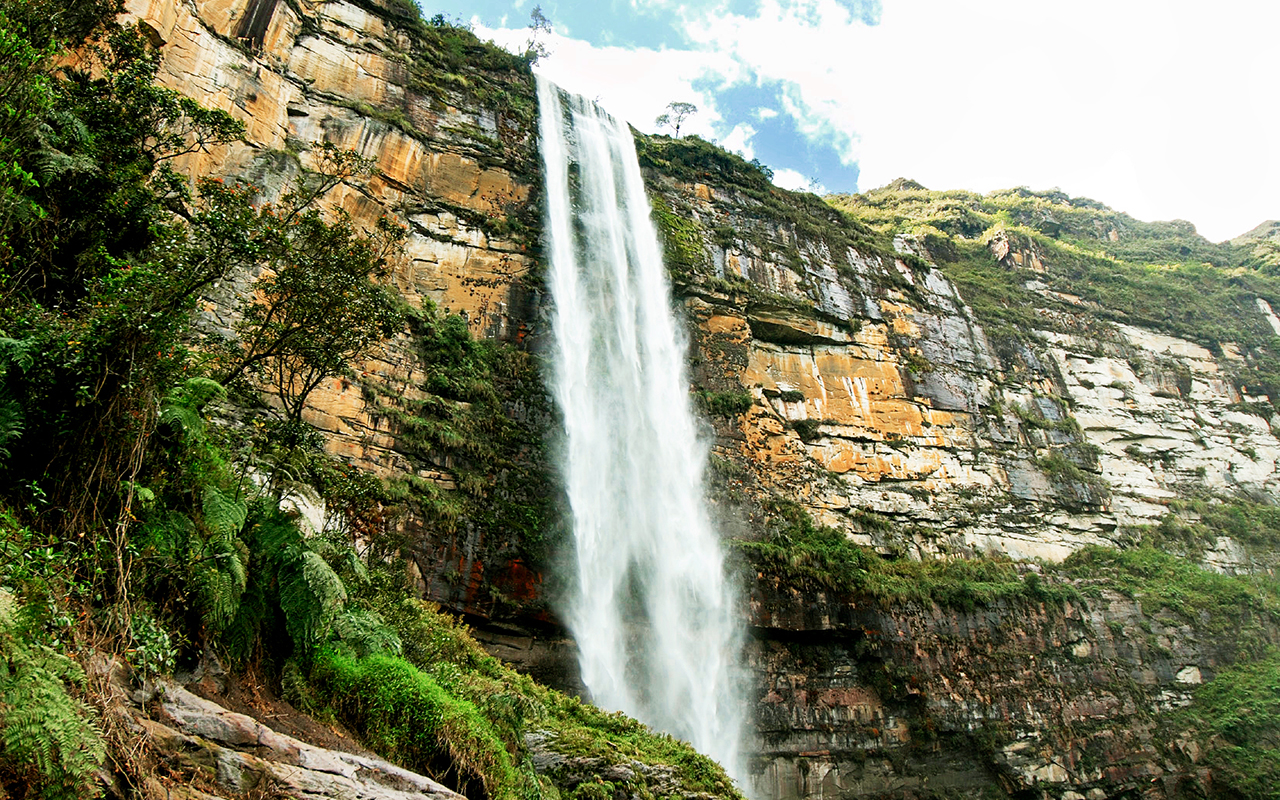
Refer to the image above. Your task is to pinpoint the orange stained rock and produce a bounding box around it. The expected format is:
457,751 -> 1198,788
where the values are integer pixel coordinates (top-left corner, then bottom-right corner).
287,35 -> 401,107
880,303 -> 921,338
419,152 -> 529,213
125,0 -> 298,146
813,443 -> 946,480
747,346 -> 925,429
315,2 -> 392,45
703,314 -> 751,339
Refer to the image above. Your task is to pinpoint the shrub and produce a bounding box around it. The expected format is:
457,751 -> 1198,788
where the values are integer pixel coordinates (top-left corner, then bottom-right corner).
697,389 -> 753,417
310,648 -> 524,800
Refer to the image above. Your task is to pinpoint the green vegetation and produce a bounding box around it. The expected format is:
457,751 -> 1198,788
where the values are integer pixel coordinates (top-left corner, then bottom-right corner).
366,306 -> 557,562
636,134 -> 889,278
1176,649 -> 1280,799
696,389 -> 754,417
373,2 -> 539,170
741,498 -> 1280,624
1058,545 -> 1280,634
736,499 -> 1074,609
790,418 -> 827,442
0,582 -> 103,800
305,596 -> 741,800
650,194 -> 709,280
311,648 -> 525,799
210,147 -> 407,421
0,4 -> 732,797
1153,498 -> 1280,558
828,184 -> 1280,401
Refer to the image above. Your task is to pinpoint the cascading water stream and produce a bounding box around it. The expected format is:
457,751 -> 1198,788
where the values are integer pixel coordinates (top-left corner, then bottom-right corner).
537,76 -> 748,787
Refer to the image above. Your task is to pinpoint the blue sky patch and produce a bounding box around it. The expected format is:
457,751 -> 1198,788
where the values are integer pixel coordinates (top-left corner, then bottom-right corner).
698,78 -> 861,192
416,0 -> 689,50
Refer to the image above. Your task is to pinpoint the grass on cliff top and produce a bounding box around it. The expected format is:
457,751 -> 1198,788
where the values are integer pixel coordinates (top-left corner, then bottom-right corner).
636,134 -> 891,263
827,184 -> 1280,395
308,595 -> 743,800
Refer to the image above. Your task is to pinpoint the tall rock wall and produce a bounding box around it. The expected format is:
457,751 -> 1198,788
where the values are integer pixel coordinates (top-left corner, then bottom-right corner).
644,164 -> 1280,566
125,0 -> 558,624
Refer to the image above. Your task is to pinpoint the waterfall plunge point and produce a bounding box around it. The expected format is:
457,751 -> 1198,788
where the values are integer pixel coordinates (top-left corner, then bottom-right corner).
536,76 -> 749,789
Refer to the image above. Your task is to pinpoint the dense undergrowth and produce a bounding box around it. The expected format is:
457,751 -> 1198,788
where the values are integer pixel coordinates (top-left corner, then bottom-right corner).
1176,648 -> 1280,799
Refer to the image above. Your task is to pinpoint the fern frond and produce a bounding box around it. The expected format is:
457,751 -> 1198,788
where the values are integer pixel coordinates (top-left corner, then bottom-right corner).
201,486 -> 248,541
0,337 -> 35,373
333,607 -> 402,657
279,548 -> 347,654
0,594 -> 105,800
158,401 -> 203,440
135,511 -> 195,566
0,396 -> 23,461
187,528 -> 249,633
159,377 -> 227,441
246,506 -> 304,568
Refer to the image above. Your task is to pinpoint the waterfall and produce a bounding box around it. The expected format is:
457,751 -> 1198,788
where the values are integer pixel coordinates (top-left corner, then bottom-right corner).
537,76 -> 747,786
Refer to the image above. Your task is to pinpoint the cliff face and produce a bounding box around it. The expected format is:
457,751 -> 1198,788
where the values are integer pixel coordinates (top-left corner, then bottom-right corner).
637,142 -> 1280,798
125,0 -> 561,626
644,160 -> 1280,566
129,2 -> 1280,798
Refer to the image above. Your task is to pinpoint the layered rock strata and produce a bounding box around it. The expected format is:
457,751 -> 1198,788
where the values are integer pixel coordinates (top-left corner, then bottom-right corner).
649,171 -> 1279,565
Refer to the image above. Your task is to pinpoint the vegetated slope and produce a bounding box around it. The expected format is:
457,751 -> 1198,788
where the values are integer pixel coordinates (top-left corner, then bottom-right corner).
828,183 -> 1280,399
1233,219 -> 1280,273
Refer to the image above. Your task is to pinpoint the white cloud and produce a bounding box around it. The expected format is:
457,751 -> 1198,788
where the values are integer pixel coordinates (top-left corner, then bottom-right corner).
721,123 -> 757,159
681,0 -> 1280,241
754,107 -> 779,121
473,23 -> 737,140
475,1 -> 1280,240
771,167 -> 823,193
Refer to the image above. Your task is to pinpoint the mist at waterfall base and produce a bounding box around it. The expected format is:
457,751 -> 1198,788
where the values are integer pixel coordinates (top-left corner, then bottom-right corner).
537,76 -> 749,787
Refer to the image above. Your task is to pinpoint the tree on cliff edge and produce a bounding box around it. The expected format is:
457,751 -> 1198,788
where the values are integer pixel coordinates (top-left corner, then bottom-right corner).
656,101 -> 697,137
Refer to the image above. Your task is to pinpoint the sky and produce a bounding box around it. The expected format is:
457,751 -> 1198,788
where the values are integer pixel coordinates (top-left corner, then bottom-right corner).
415,0 -> 1279,242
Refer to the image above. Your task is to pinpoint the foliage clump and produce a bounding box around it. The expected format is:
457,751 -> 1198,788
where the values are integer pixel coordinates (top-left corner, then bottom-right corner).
696,389 -> 754,417
737,499 -> 1073,609
1059,545 -> 1280,634
1175,648 -> 1280,799
0,584 -> 103,800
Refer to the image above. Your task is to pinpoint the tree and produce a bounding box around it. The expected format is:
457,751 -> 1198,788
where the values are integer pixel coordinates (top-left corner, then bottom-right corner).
655,101 -> 697,137
523,5 -> 551,65
216,144 -> 406,422
0,11 -> 244,537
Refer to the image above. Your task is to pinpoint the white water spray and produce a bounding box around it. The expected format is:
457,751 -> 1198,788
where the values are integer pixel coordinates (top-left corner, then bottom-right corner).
537,77 -> 747,786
